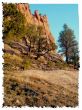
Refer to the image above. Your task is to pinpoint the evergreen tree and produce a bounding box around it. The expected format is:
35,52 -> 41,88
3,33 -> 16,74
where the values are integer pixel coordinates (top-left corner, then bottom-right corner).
58,24 -> 78,64
3,3 -> 26,41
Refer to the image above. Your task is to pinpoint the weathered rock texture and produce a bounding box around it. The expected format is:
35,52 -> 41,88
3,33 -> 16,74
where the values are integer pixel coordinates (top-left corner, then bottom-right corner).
16,3 -> 55,43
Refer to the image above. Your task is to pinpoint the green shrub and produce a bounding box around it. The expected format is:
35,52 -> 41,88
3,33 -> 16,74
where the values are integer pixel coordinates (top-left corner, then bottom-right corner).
3,53 -> 23,71
23,59 -> 32,70
47,61 -> 54,67
55,61 -> 68,69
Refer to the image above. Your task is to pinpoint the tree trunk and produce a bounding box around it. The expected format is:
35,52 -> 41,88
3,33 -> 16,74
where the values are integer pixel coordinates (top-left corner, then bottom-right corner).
65,49 -> 69,64
23,37 -> 28,46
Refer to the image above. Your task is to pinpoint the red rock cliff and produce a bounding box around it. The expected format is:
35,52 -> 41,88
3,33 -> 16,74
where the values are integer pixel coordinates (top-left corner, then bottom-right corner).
16,3 -> 55,43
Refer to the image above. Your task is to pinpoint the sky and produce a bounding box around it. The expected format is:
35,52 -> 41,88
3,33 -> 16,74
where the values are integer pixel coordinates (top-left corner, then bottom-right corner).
30,4 -> 79,47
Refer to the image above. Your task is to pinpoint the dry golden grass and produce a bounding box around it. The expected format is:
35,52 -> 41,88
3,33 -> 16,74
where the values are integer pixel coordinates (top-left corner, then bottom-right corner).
3,70 -> 78,107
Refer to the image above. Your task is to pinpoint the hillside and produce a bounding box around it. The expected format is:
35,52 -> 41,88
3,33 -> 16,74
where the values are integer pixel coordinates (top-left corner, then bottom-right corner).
4,70 -> 78,107
3,3 -> 79,107
3,3 -> 66,71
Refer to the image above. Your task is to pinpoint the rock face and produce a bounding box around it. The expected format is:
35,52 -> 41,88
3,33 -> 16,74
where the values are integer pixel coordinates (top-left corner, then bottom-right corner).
3,3 -> 65,71
16,3 -> 55,43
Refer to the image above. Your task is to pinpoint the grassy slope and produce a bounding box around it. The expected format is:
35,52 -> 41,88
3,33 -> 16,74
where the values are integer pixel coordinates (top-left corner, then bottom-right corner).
4,70 -> 78,107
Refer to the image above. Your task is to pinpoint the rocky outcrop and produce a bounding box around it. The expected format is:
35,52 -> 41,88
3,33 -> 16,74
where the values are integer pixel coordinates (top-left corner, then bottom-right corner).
3,3 -> 64,71
16,3 -> 55,43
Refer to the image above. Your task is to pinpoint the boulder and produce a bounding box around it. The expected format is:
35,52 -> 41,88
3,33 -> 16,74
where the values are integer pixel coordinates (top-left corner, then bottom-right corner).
38,56 -> 47,64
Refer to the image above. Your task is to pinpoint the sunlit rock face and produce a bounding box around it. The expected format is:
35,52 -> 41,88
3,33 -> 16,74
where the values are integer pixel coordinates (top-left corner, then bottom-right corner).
16,3 -> 55,43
